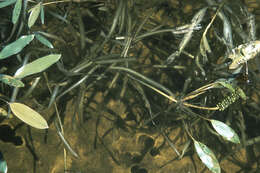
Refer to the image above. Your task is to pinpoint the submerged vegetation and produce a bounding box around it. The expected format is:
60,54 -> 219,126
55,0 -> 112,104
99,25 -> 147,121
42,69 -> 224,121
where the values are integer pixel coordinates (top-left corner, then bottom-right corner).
0,0 -> 260,172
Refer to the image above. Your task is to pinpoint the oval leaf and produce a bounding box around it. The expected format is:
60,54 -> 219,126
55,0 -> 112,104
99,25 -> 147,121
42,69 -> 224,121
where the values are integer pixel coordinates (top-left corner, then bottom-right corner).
0,74 -> 24,87
9,102 -> 48,129
15,54 -> 61,78
211,120 -> 240,144
0,34 -> 35,59
28,2 -> 41,28
35,33 -> 53,48
12,0 -> 22,24
194,141 -> 221,173
0,0 -> 16,8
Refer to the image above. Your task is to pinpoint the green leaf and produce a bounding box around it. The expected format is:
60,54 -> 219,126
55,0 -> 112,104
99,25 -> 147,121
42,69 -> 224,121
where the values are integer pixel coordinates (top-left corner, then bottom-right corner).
40,4 -> 44,24
0,34 -> 34,59
194,141 -> 221,173
35,33 -> 53,48
211,120 -> 240,144
9,102 -> 49,129
0,107 -> 8,117
15,54 -> 61,78
28,2 -> 41,28
0,0 -> 16,8
236,87 -> 246,100
0,74 -> 24,87
12,0 -> 22,24
0,152 -> 7,173
217,81 -> 235,93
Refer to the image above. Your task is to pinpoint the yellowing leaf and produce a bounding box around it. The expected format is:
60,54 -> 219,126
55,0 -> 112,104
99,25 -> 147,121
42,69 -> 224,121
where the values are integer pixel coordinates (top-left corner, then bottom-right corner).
211,120 -> 240,144
194,141 -> 221,173
0,74 -> 24,87
9,102 -> 48,129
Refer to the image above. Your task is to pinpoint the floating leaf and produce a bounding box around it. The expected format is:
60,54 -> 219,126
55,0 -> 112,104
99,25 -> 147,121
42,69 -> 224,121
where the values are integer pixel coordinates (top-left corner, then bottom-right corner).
35,33 -> 53,48
12,0 -> 22,24
40,4 -> 44,24
9,102 -> 49,129
194,141 -> 221,173
0,74 -> 24,87
15,54 -> 61,78
0,0 -> 16,8
28,2 -> 41,28
0,34 -> 34,60
211,120 -> 240,144
0,152 -> 7,173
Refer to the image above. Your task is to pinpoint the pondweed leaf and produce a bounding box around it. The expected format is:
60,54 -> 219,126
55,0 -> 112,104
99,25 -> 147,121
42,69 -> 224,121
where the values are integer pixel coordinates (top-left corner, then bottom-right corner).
28,2 -> 41,28
236,87 -> 246,100
35,33 -> 53,48
9,102 -> 49,129
194,141 -> 221,173
40,4 -> 44,24
0,0 -> 16,8
0,152 -> 7,173
0,74 -> 24,87
0,34 -> 34,59
12,0 -> 22,24
0,107 -> 8,117
217,81 -> 235,93
15,54 -> 61,79
210,120 -> 240,144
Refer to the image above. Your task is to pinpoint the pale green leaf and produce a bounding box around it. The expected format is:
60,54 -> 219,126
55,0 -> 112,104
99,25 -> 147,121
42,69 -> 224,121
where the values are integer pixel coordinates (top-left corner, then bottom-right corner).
236,87 -> 246,100
9,102 -> 48,129
12,0 -> 22,24
194,141 -> 221,173
40,4 -> 44,24
211,120 -> 240,144
217,81 -> 235,93
28,2 -> 41,28
0,152 -> 7,173
15,54 -> 61,78
0,0 -> 16,8
35,33 -> 53,48
0,74 -> 24,87
0,34 -> 34,59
